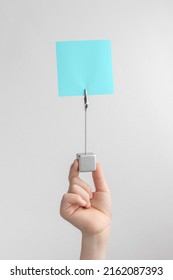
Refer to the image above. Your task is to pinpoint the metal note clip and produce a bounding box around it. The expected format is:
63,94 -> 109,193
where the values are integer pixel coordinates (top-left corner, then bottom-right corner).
76,89 -> 96,172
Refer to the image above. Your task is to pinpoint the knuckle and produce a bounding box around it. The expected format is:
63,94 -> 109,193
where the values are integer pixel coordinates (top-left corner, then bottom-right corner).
85,185 -> 91,193
85,191 -> 90,199
71,177 -> 78,185
62,193 -> 68,200
69,183 -> 78,193
74,194 -> 82,203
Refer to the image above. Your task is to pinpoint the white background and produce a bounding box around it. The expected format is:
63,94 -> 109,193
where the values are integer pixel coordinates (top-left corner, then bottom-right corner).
0,0 -> 173,259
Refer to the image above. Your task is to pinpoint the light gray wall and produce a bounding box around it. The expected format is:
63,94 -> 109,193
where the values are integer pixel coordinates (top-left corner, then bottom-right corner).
0,0 -> 173,259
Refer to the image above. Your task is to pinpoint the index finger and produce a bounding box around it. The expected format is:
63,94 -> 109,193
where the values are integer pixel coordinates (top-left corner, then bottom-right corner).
68,159 -> 79,183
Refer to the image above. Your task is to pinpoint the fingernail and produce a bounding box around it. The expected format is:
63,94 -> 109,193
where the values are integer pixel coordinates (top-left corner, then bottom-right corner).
82,200 -> 87,206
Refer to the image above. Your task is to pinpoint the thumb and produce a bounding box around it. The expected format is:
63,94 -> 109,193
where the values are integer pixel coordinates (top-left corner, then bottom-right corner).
68,159 -> 79,183
92,163 -> 110,193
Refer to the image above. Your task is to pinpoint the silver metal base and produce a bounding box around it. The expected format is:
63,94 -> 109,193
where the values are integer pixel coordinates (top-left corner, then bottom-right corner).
76,152 -> 96,172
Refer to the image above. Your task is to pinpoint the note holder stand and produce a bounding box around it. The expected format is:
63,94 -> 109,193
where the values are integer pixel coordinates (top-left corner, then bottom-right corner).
76,89 -> 96,172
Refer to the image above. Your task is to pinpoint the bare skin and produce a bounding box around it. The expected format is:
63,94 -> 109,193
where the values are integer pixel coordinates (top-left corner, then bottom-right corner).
60,160 -> 112,259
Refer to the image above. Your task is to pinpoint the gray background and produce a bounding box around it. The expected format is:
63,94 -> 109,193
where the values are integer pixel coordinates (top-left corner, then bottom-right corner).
0,0 -> 173,259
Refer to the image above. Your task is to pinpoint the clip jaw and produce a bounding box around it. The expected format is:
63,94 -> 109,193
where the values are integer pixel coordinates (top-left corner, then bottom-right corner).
84,88 -> 89,111
76,89 -> 96,172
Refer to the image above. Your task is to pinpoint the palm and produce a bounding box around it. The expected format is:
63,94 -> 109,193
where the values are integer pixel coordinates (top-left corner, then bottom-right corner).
64,191 -> 111,235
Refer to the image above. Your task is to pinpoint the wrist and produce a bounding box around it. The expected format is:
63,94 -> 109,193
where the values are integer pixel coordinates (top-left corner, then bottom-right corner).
80,228 -> 111,260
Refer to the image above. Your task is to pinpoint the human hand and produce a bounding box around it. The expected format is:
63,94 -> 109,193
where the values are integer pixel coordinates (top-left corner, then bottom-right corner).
60,160 -> 112,259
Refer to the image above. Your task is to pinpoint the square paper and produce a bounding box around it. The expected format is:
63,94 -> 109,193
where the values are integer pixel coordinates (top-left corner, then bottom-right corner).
56,40 -> 114,96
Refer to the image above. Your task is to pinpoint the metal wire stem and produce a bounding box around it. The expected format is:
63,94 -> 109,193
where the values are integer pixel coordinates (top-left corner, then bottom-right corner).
84,89 -> 89,154
85,109 -> 87,154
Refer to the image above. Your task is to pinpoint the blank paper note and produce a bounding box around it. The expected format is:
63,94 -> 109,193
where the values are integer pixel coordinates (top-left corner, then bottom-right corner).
56,40 -> 114,96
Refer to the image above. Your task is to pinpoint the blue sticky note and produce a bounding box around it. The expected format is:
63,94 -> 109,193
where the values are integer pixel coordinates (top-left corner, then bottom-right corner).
56,40 -> 114,96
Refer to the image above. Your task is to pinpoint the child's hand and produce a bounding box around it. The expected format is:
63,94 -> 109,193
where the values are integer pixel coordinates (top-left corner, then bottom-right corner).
60,160 -> 112,259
